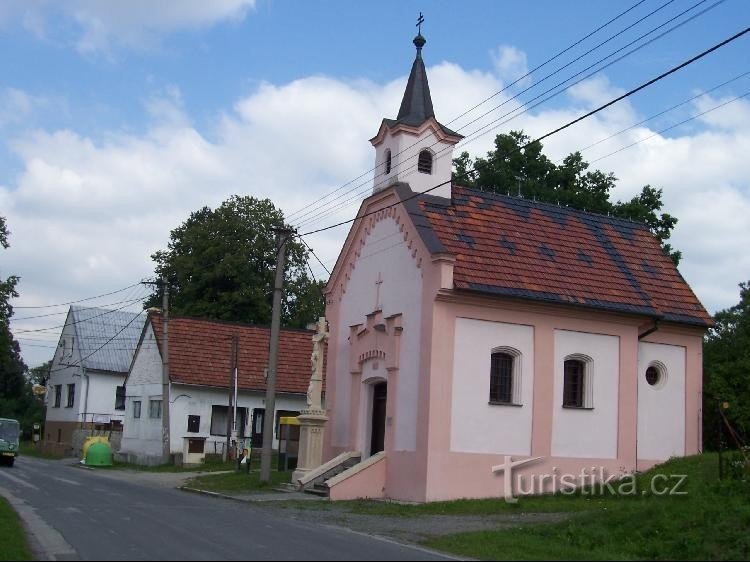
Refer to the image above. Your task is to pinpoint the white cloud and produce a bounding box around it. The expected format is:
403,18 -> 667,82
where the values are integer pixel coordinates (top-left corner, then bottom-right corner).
3,45 -> 750,368
491,45 -> 529,83
0,0 -> 256,53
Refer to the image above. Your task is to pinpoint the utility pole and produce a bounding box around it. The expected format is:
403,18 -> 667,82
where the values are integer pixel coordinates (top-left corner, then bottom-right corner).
260,227 -> 292,483
161,276 -> 171,463
224,335 -> 238,462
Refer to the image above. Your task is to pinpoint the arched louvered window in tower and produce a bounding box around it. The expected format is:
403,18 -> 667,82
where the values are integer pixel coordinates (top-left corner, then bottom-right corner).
417,149 -> 433,174
385,149 -> 392,175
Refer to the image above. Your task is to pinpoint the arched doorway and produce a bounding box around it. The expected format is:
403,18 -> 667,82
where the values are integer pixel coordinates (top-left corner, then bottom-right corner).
370,382 -> 387,455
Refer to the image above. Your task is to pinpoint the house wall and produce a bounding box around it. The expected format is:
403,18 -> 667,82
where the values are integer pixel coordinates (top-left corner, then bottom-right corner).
551,330 -> 620,459
420,291 -> 704,502
324,192 -> 429,501
43,311 -> 126,455
169,385 -> 306,455
636,341 -> 686,461
119,322 -> 163,464
45,314 -> 84,424
120,323 -> 308,465
450,318 -> 535,456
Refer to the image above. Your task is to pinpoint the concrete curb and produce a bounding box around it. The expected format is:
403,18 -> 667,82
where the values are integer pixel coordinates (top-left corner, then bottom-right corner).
178,486 -> 324,504
0,487 -> 78,561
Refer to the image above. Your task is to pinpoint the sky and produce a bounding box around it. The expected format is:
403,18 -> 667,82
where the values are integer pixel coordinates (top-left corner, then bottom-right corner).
1,0 -> 749,368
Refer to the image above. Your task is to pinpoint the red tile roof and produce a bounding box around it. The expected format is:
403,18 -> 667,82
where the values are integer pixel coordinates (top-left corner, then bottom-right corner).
149,314 -> 315,394
404,185 -> 711,326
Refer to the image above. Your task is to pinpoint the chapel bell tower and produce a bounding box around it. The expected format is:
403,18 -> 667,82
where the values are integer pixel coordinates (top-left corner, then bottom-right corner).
370,19 -> 463,199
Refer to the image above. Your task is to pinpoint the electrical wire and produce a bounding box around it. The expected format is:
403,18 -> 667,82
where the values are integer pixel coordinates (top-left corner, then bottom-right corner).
284,0 -> 658,224
588,90 -> 750,164
291,0 -> 720,229
13,293 -> 149,334
11,282 -> 143,309
297,26 -> 750,238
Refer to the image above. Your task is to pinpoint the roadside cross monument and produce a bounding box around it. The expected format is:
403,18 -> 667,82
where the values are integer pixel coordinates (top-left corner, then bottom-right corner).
293,317 -> 329,484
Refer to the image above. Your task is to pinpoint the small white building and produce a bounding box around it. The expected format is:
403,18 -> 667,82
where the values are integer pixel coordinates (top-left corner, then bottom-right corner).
43,306 -> 146,456
119,312 -> 314,465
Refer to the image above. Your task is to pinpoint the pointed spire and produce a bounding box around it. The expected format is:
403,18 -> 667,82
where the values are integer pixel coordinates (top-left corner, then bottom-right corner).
396,31 -> 435,126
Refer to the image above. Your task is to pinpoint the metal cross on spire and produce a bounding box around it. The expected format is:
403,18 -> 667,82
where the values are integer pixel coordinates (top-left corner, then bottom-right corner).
416,12 -> 424,34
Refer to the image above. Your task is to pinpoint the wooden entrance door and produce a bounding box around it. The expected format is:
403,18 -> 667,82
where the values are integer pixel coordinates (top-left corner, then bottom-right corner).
370,382 -> 387,455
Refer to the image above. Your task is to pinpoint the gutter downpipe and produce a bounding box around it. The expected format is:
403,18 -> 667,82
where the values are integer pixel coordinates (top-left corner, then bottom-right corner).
635,316 -> 661,472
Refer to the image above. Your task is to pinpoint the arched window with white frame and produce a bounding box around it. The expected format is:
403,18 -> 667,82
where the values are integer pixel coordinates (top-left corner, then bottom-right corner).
489,347 -> 522,405
563,354 -> 594,409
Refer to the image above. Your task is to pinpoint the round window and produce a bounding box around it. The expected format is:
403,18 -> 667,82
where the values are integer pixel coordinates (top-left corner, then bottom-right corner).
645,366 -> 661,386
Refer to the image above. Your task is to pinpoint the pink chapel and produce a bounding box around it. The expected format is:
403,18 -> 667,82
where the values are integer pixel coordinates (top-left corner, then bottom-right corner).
307,31 -> 712,502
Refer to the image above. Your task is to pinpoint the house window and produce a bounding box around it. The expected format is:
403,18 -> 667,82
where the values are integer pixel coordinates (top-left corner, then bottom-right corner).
563,357 -> 593,409
210,406 -> 248,437
417,149 -> 433,174
149,399 -> 162,419
54,385 -> 62,408
66,384 -> 75,408
133,400 -> 142,419
115,386 -> 126,410
490,352 -> 514,404
187,415 -> 201,433
385,149 -> 392,175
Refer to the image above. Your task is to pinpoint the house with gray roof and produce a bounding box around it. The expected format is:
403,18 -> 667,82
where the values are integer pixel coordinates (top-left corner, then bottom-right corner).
43,305 -> 146,456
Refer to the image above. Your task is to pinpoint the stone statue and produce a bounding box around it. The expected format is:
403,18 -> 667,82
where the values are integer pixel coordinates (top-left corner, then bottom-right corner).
294,316 -> 330,485
306,317 -> 328,411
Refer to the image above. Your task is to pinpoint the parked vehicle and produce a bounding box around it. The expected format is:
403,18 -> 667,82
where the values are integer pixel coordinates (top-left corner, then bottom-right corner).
0,418 -> 20,467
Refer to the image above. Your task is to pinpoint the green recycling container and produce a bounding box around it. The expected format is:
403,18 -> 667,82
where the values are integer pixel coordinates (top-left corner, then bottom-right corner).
85,441 -> 113,467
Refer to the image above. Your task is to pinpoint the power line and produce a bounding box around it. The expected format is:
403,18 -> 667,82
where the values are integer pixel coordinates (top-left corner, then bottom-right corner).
554,70 -> 750,162
588,90 -> 750,164
12,293 -> 149,334
11,282 -> 143,309
297,26 -> 750,238
283,0 -> 664,224
299,237 -> 332,276
11,295 -> 154,322
293,0 -> 725,230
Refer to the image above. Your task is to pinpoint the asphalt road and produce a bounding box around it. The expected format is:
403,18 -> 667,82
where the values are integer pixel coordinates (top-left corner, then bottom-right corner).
0,456 -> 451,561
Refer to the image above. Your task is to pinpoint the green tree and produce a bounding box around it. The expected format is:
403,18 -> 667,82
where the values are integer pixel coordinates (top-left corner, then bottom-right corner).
0,216 -> 32,435
703,281 -> 750,450
147,195 -> 325,328
453,131 -> 681,264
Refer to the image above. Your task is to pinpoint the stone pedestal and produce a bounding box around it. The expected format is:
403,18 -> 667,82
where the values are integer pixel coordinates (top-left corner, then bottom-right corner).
292,409 -> 328,484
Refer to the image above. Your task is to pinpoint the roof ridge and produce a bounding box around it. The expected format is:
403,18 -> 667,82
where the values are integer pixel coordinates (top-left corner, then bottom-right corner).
451,185 -> 651,230
151,313 -> 315,334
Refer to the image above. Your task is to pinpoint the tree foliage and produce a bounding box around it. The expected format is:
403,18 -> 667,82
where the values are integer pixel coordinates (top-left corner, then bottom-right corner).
0,215 -> 35,436
703,281 -> 750,450
147,196 -> 325,328
453,131 -> 681,264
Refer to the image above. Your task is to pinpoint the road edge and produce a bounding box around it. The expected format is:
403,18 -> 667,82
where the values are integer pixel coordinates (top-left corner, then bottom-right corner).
0,486 -> 77,561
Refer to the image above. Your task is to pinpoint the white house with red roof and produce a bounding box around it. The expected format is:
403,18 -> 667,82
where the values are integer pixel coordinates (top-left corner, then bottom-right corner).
306,32 -> 712,502
119,312 -> 314,465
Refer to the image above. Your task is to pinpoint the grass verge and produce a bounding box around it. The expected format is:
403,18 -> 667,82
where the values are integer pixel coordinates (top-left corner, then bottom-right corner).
185,469 -> 292,493
0,497 -> 32,561
18,442 -> 63,460
421,454 -> 750,560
